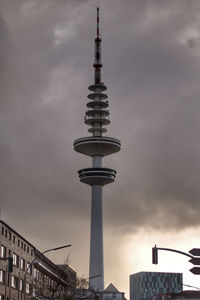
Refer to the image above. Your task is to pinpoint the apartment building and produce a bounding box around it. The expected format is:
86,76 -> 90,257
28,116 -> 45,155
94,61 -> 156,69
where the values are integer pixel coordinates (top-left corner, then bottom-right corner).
0,220 -> 76,300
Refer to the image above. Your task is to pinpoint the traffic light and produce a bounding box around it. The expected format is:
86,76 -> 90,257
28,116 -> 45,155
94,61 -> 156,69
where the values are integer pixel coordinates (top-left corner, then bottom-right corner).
8,257 -> 13,272
152,246 -> 158,264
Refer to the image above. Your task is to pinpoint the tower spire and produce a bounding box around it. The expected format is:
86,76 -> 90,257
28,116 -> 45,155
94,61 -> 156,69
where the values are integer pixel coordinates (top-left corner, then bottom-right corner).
97,7 -> 100,36
74,7 -> 121,291
94,7 -> 102,85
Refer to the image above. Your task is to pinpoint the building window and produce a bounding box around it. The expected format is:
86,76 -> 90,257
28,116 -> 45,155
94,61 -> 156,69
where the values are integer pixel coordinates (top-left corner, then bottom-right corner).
5,230 -> 7,238
31,249 -> 33,256
24,244 -> 26,251
13,236 -> 15,243
33,268 -> 37,279
27,246 -> 29,254
113,294 -> 116,298
18,240 -> 20,247
46,276 -> 50,286
9,232 -> 11,241
0,295 -> 5,300
20,258 -> 25,270
19,279 -> 24,291
26,262 -> 32,275
39,272 -> 43,283
1,227 -> 4,236
0,270 -> 5,283
32,287 -> 36,298
0,246 -> 6,258
13,253 -> 19,267
21,242 -> 23,249
26,283 -> 31,294
11,276 -> 18,289
52,280 -> 56,288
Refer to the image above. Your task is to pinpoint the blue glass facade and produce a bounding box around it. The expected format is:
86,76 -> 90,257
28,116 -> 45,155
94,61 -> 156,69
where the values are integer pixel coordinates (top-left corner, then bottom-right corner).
130,272 -> 182,300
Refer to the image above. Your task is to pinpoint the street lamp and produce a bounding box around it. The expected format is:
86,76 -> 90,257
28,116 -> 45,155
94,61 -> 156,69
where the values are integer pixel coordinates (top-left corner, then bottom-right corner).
183,284 -> 200,291
24,244 -> 71,300
41,244 -> 72,255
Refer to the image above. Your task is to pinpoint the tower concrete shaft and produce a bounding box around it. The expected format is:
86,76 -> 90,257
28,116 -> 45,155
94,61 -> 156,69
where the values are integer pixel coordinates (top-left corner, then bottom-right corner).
74,8 -> 121,292
90,184 -> 104,290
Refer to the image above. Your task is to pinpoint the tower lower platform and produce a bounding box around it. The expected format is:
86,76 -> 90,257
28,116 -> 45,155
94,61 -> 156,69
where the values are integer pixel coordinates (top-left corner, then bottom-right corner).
74,136 -> 121,157
78,167 -> 116,185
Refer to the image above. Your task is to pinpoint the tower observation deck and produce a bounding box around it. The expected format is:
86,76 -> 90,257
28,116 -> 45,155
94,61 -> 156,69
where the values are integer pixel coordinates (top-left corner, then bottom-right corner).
74,8 -> 121,292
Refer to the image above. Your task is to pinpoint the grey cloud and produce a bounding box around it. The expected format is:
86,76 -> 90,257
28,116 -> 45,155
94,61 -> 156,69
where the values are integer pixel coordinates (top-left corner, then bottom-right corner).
1,0 -> 200,260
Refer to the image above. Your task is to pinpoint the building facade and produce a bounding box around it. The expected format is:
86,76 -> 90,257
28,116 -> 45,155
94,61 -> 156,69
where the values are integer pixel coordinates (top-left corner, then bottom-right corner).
130,272 -> 183,300
152,290 -> 200,300
0,220 -> 76,300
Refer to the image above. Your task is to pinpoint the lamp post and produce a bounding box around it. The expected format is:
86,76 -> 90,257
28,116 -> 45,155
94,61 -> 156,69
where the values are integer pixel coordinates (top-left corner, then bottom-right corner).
31,244 -> 72,265
24,244 -> 71,300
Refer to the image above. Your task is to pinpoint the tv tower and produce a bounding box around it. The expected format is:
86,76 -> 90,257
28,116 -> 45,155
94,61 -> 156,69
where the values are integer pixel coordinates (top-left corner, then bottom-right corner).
74,8 -> 121,292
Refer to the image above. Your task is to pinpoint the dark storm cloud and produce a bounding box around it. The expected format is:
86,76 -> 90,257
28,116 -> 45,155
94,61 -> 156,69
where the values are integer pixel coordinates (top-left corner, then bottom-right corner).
1,0 -> 200,248
103,1 -> 200,232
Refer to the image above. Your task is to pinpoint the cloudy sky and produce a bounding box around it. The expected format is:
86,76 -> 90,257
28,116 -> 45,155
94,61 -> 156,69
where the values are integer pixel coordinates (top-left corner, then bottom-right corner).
1,0 -> 200,297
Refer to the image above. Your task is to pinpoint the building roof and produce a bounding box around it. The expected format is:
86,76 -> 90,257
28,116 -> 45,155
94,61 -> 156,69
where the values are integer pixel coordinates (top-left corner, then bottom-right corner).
131,271 -> 182,276
172,291 -> 200,299
0,219 -> 36,249
104,283 -> 120,293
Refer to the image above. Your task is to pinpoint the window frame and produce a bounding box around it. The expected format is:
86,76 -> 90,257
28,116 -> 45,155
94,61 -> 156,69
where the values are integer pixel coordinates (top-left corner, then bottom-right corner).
20,258 -> 25,271
26,262 -> 32,275
19,279 -> 24,291
11,275 -> 18,289
25,283 -> 31,294
0,270 -> 5,283
0,246 -> 6,258
12,253 -> 19,267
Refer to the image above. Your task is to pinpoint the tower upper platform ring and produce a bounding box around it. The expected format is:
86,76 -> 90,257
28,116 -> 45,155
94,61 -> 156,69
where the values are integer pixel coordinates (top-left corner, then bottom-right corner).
87,93 -> 108,100
88,83 -> 107,92
74,136 -> 121,157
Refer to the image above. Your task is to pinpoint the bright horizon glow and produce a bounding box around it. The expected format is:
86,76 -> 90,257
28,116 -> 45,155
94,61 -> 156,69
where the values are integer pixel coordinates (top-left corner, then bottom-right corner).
104,227 -> 200,299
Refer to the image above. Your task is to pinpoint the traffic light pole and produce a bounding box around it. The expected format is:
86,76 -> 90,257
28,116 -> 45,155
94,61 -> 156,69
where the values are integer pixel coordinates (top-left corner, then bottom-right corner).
152,245 -> 193,263
152,245 -> 200,275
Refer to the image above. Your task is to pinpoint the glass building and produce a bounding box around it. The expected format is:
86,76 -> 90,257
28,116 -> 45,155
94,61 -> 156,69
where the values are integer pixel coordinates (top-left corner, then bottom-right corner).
130,272 -> 183,300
